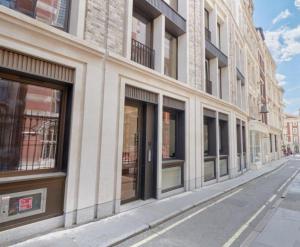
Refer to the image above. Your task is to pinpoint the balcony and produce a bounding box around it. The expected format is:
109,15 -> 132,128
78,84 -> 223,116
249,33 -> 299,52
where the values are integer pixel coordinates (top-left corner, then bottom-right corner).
133,0 -> 186,36
205,28 -> 211,41
131,39 -> 155,69
206,79 -> 212,94
0,0 -> 70,31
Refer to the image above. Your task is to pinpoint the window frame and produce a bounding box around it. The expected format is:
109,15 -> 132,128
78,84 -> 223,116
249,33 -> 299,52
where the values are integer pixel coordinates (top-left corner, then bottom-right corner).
162,107 -> 184,160
0,71 -> 70,177
0,0 -> 71,32
164,31 -> 178,79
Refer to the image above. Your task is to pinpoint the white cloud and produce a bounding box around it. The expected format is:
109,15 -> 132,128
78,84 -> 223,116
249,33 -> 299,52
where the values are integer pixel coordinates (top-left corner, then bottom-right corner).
265,25 -> 300,62
272,9 -> 291,24
276,73 -> 287,86
295,0 -> 300,10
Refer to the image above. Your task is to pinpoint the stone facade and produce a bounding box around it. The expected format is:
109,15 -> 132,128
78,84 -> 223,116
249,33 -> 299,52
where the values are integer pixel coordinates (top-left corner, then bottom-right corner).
0,0 -> 285,244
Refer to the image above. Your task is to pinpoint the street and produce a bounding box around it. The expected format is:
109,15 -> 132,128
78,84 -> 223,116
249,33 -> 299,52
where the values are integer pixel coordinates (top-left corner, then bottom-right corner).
116,158 -> 300,247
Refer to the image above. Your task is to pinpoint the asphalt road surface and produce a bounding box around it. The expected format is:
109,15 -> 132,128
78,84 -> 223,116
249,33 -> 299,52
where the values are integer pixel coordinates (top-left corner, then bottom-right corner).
116,157 -> 300,247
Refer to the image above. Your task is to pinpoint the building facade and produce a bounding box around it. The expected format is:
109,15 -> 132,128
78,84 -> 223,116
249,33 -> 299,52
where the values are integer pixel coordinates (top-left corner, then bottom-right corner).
283,113 -> 300,154
0,0 -> 284,244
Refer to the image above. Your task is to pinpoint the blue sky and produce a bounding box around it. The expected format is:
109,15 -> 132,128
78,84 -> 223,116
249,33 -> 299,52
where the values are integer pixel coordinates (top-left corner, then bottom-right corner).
254,0 -> 300,114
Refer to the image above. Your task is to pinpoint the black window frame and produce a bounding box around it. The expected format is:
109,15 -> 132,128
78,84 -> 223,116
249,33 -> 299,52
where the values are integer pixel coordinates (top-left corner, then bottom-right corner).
162,107 -> 184,160
0,70 -> 71,177
0,0 -> 71,32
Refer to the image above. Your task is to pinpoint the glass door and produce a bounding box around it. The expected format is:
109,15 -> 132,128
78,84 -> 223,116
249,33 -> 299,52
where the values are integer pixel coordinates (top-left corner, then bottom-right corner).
121,101 -> 141,203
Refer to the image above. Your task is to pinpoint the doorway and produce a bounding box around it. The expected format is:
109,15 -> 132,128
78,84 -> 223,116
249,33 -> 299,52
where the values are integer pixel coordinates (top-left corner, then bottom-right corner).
121,99 -> 156,204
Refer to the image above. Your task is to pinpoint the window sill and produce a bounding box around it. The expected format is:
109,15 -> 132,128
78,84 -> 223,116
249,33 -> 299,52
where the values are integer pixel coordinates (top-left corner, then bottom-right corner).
0,172 -> 66,184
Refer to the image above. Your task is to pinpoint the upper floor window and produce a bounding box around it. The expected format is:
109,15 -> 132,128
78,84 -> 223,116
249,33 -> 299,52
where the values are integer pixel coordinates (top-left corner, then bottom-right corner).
131,10 -> 154,69
163,0 -> 178,11
0,0 -> 70,31
217,23 -> 221,49
164,32 -> 177,79
205,9 -> 209,30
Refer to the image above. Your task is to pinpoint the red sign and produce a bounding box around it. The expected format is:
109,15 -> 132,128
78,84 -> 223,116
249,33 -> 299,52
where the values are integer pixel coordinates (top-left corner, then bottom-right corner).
19,197 -> 33,211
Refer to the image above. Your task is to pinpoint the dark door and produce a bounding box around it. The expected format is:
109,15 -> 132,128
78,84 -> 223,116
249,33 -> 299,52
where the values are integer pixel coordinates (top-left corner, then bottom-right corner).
121,99 -> 156,204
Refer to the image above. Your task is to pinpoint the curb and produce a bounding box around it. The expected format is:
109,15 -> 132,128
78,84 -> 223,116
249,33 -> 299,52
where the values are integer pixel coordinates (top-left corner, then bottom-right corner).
110,158 -> 288,246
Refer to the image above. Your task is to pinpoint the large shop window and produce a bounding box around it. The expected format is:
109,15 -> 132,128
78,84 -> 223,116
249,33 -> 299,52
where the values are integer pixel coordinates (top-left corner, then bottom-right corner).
204,109 -> 217,182
0,0 -> 70,31
162,97 -> 185,192
0,75 -> 68,175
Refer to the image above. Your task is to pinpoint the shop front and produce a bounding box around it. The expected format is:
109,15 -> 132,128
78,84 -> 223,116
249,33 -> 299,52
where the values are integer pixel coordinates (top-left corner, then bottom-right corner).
0,48 -> 73,231
121,85 -> 185,204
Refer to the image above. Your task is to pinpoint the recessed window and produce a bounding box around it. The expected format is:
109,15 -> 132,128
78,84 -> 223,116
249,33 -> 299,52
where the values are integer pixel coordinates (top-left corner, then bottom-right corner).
163,110 -> 177,159
164,32 -> 178,79
0,0 -> 70,30
0,76 -> 68,174
163,0 -> 178,11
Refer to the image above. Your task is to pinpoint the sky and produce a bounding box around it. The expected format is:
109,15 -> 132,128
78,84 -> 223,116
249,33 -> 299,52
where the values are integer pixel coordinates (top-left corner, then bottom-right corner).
253,0 -> 300,115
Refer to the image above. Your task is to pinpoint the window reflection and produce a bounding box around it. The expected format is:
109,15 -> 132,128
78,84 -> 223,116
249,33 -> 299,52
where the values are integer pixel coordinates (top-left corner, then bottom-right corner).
163,110 -> 176,159
0,78 -> 62,172
164,32 -> 177,79
0,0 -> 69,30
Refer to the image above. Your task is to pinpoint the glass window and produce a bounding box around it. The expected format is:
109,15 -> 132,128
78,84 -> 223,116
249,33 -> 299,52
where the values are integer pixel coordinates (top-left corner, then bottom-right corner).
163,0 -> 177,11
205,9 -> 209,29
218,67 -> 222,99
0,0 -> 70,30
205,59 -> 210,80
164,32 -> 177,79
217,23 -> 221,48
0,77 -> 64,173
204,119 -> 209,155
163,110 -> 177,159
270,134 -> 273,152
132,13 -> 152,46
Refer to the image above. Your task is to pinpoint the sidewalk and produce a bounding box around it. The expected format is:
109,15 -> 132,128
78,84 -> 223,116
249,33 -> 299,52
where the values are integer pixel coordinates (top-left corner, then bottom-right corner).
250,169 -> 300,247
10,158 -> 288,247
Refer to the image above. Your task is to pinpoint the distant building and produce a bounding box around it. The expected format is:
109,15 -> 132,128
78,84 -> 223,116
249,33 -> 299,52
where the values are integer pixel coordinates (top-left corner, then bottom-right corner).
283,112 -> 300,154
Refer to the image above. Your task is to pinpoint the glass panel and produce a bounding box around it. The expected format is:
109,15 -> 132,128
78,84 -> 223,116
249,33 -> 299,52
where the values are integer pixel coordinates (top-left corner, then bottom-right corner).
164,32 -> 177,79
35,0 -> 68,29
219,158 -> 228,177
162,110 -> 176,159
132,15 -> 151,46
0,78 -> 62,172
204,159 -> 215,181
121,104 -> 139,202
204,120 -> 209,155
0,0 -> 68,29
162,165 -> 182,191
205,9 -> 209,29
163,0 -> 177,11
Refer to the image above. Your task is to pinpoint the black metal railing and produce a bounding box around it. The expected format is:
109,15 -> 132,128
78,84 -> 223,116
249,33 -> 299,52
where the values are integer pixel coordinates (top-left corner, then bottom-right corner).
206,79 -> 213,94
131,39 -> 155,69
0,111 -> 59,172
205,28 -> 211,41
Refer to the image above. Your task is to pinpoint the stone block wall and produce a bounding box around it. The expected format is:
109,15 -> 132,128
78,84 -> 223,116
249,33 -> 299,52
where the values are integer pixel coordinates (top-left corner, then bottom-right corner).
85,0 -> 126,56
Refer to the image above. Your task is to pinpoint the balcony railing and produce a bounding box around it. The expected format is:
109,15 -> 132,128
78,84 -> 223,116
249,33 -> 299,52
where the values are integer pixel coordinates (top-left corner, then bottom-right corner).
205,28 -> 211,41
206,79 -> 213,94
131,39 -> 155,69
0,0 -> 70,31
